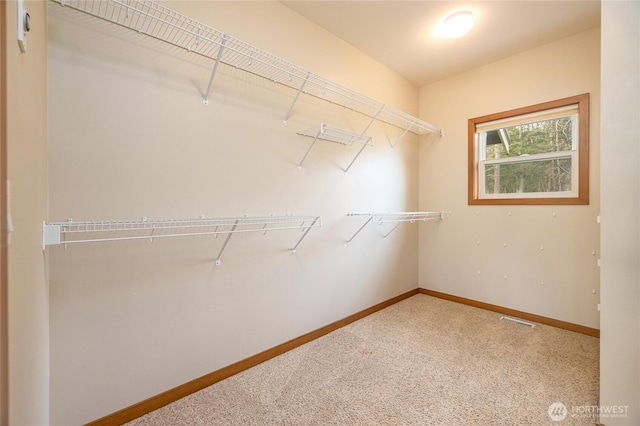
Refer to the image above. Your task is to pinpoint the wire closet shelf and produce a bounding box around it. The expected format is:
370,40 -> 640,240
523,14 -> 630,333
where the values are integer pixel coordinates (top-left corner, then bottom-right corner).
346,212 -> 443,243
296,123 -> 373,171
49,0 -> 443,138
43,215 -> 322,263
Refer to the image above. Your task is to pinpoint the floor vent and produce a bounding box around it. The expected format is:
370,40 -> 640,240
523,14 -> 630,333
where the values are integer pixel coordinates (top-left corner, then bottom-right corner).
500,316 -> 535,328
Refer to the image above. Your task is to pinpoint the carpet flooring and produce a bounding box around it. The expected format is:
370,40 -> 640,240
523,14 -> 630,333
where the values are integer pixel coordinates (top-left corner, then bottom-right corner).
125,294 -> 599,425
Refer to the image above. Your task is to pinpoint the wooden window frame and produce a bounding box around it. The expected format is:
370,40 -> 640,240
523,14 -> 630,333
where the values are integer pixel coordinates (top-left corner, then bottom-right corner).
468,93 -> 590,205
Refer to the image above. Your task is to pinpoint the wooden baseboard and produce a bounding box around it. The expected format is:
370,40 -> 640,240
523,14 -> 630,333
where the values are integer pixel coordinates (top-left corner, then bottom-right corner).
419,288 -> 600,338
86,288 -> 419,425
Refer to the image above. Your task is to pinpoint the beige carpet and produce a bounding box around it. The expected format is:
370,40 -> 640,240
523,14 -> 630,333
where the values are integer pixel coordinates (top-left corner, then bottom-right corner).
126,294 -> 599,425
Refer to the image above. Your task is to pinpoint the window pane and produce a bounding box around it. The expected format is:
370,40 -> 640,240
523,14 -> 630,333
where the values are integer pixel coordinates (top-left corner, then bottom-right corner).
484,157 -> 572,194
481,116 -> 575,160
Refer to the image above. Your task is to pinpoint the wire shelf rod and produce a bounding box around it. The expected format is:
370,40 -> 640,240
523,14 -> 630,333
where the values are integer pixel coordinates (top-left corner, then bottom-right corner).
50,0 -> 442,137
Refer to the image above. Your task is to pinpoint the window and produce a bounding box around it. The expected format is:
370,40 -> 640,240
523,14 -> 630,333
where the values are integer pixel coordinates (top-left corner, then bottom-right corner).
468,94 -> 589,205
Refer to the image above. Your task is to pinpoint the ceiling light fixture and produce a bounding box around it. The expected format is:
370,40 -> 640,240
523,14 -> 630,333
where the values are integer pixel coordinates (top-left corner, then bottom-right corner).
436,10 -> 475,39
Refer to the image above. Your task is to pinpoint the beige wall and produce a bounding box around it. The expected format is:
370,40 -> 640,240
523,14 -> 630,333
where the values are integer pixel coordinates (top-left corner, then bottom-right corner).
600,1 -> 640,424
46,2 -> 631,424
47,1 -> 422,424
5,0 -> 50,425
418,28 -> 601,329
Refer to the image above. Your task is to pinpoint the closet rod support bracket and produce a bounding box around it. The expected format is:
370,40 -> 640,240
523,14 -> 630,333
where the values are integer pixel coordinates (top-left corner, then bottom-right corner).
283,71 -> 311,124
202,34 -> 228,107
344,137 -> 371,173
297,127 -> 322,169
360,104 -> 385,136
291,216 -> 320,253
214,219 -> 239,266
347,215 -> 374,244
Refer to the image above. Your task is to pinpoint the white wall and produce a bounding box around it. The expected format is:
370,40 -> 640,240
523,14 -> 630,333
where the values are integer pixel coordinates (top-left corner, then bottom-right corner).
418,28 -> 601,329
47,1 -> 423,424
5,1 -> 50,425
600,1 -> 640,424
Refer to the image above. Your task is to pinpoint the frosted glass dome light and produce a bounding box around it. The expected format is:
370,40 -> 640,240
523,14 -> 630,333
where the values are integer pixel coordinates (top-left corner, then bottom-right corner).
438,10 -> 475,39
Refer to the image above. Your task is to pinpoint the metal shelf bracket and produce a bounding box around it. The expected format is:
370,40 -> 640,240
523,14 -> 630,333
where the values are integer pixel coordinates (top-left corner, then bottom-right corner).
297,123 -> 373,172
283,71 -> 311,124
291,216 -> 320,254
215,219 -> 238,265
347,211 -> 443,243
203,34 -> 228,106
